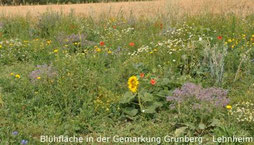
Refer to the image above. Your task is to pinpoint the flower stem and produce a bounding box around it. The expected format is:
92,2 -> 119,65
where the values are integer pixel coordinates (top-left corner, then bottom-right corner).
138,93 -> 143,111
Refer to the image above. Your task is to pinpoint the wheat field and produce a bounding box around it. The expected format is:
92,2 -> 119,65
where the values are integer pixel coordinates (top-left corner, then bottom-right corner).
0,0 -> 253,18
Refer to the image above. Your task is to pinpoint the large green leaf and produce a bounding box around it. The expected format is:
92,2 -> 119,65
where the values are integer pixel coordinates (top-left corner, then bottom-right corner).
175,127 -> 188,137
210,118 -> 221,127
153,102 -> 163,108
142,92 -> 153,102
198,123 -> 206,130
119,92 -> 135,104
143,106 -> 156,114
157,90 -> 171,98
143,102 -> 163,114
123,108 -> 138,116
161,78 -> 170,85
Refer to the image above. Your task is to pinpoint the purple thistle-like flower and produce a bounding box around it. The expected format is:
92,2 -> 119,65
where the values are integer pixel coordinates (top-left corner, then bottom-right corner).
192,103 -> 202,110
12,131 -> 18,136
167,82 -> 229,109
21,140 -> 28,145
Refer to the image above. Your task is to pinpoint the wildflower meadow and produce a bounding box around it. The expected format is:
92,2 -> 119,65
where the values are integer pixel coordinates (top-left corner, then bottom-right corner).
0,0 -> 254,144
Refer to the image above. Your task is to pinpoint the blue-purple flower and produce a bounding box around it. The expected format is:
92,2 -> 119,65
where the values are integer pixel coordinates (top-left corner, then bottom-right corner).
21,139 -> 28,145
12,131 -> 18,136
167,82 -> 229,110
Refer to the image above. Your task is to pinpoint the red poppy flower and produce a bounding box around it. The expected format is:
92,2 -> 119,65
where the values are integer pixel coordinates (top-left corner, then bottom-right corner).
129,42 -> 135,47
217,36 -> 222,40
100,41 -> 105,46
140,73 -> 145,78
150,79 -> 156,85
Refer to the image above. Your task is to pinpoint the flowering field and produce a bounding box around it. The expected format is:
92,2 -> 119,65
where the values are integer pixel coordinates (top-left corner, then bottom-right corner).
0,0 -> 254,144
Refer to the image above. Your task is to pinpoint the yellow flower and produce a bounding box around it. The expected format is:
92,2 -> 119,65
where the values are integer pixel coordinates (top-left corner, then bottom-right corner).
128,76 -> 139,93
0,45 -> 2,48
226,105 -> 232,110
108,50 -> 112,54
110,17 -> 116,22
47,40 -> 52,45
228,39 -> 232,43
15,74 -> 21,79
96,48 -> 101,52
54,49 -> 58,53
37,76 -> 41,80
10,72 -> 14,76
252,34 -> 254,38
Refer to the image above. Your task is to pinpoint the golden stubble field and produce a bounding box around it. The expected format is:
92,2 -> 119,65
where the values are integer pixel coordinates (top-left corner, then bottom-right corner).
0,0 -> 253,18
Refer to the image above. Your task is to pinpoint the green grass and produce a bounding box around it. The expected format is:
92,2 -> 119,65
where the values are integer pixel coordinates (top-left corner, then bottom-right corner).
0,12 -> 254,144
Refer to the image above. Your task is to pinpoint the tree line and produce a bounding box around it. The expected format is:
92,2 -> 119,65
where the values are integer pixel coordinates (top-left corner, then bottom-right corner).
0,0 -> 134,5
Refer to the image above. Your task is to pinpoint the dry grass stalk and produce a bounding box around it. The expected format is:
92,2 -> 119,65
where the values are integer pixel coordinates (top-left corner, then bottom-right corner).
0,0 -> 253,19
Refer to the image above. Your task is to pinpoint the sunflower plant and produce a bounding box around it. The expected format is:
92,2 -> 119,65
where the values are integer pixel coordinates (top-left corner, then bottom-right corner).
120,75 -> 167,117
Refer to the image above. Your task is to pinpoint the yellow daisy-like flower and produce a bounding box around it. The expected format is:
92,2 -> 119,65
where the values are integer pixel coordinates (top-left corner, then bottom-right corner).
96,48 -> 101,52
228,39 -> 232,43
226,105 -> 232,110
15,74 -> 21,79
47,40 -> 52,45
53,49 -> 58,53
37,76 -> 41,80
10,72 -> 14,76
128,76 -> 139,93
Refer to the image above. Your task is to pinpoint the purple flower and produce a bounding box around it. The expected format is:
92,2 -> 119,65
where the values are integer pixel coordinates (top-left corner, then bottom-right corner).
29,64 -> 57,82
56,33 -> 96,47
21,140 -> 28,145
12,131 -> 18,136
166,82 -> 229,110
